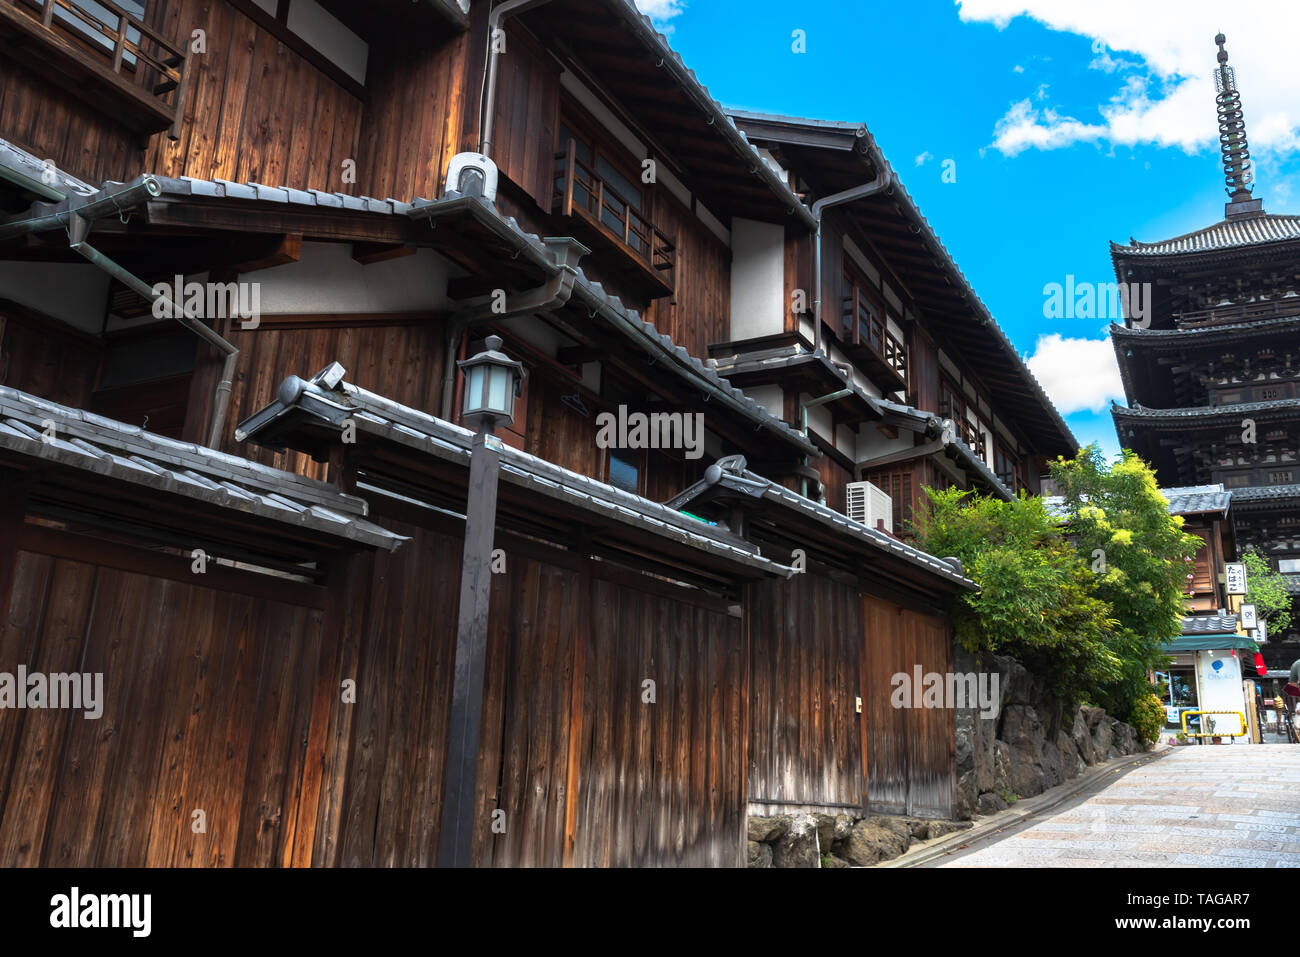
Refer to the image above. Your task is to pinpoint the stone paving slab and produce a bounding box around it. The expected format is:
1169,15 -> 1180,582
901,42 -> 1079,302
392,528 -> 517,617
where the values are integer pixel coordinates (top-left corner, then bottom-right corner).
938,744 -> 1300,868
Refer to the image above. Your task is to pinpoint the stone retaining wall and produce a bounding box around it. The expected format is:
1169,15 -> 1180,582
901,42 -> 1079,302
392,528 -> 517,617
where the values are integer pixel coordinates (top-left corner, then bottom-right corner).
748,652 -> 1148,867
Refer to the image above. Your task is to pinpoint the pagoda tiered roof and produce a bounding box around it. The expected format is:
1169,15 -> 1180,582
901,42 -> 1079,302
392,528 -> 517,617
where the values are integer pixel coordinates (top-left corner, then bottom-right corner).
1112,397 -> 1300,424
1109,313 -> 1300,343
1111,213 -> 1300,261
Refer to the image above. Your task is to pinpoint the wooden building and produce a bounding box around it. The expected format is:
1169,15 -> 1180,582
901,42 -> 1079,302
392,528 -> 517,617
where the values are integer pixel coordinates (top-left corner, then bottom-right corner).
716,111 -> 1078,528
0,0 -> 1067,864
1111,36 -> 1300,668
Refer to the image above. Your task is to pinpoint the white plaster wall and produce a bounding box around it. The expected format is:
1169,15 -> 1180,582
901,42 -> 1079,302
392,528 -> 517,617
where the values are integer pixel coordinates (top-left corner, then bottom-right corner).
743,384 -> 784,419
0,262 -> 109,333
729,218 -> 785,341
242,243 -> 452,314
287,0 -> 368,85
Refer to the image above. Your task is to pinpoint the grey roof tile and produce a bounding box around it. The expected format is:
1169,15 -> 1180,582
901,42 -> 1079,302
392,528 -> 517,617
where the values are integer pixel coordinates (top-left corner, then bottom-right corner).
1114,213 -> 1300,258
1229,483 -> 1300,503
236,368 -> 794,579
1162,484 -> 1232,516
1182,614 -> 1240,635
1114,397 -> 1300,421
0,385 -> 405,551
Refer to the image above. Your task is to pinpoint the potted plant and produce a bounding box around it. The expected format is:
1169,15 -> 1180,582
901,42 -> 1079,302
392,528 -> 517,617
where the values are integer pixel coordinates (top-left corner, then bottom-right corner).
1207,716 -> 1222,744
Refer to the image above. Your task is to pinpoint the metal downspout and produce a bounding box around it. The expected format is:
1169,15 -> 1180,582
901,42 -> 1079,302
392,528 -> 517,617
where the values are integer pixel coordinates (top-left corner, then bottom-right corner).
1,176 -> 241,449
810,170 -> 892,357
436,236 -> 588,419
798,386 -> 854,500
479,0 -> 556,157
66,214 -> 239,449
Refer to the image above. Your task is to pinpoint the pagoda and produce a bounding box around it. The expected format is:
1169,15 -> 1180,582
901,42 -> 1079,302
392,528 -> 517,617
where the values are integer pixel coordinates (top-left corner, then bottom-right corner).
1111,34 -> 1300,667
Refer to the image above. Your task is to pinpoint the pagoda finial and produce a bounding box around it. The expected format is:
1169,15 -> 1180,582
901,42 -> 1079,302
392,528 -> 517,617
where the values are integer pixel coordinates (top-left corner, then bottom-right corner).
1214,33 -> 1262,217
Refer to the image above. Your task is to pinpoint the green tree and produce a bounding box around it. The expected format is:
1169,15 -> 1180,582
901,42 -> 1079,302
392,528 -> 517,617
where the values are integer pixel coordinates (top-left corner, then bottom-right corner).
1048,446 -> 1202,721
1241,547 -> 1293,634
911,486 -> 1119,706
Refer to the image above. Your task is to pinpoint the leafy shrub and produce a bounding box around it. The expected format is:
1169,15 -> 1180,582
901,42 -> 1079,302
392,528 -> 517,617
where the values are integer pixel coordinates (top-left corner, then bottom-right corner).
911,486 -> 1119,706
1130,692 -> 1166,746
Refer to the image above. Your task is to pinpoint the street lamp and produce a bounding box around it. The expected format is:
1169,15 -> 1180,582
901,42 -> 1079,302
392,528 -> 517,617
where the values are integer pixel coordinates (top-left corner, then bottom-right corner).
457,334 -> 525,432
439,334 -> 525,868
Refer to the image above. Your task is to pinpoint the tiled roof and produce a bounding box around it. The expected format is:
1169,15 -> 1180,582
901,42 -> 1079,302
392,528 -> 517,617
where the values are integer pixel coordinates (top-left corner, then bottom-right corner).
1162,484 -> 1231,516
1113,213 -> 1300,258
874,397 -> 1015,501
1113,398 -> 1300,421
726,109 -> 1078,458
1109,314 -> 1300,341
1229,483 -> 1300,504
407,194 -> 819,457
609,2 -> 816,230
236,365 -> 795,580
1182,614 -> 1240,635
662,456 -> 977,590
0,386 -> 405,551
0,140 -> 97,199
0,138 -> 816,459
159,174 -> 415,215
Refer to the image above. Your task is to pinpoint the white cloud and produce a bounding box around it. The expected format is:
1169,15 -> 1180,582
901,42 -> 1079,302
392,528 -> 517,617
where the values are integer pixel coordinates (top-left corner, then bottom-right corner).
1024,333 -> 1125,414
636,0 -> 685,23
915,150 -> 934,166
958,0 -> 1300,158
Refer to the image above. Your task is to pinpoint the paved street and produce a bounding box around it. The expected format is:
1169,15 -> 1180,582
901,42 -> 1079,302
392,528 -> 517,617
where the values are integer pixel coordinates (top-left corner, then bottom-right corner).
936,745 -> 1300,867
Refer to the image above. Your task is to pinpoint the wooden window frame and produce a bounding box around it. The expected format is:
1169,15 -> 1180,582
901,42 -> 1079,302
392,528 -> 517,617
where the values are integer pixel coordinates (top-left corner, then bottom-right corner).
555,96 -> 648,224
552,95 -> 676,295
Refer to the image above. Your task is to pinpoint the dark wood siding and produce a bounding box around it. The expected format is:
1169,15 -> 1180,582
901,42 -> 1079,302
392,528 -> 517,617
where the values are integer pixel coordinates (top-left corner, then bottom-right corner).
0,56 -> 140,184
355,32 -> 470,203
862,594 -> 953,818
745,572 -> 864,814
643,192 -> 730,359
487,25 -> 559,211
0,550 -> 327,866
142,0 -> 363,193
0,307 -> 100,408
0,513 -> 750,866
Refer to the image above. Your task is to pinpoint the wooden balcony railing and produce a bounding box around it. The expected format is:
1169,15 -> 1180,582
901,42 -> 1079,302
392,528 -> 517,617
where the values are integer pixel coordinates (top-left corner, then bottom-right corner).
553,141 -> 675,293
940,403 -> 988,461
1175,297 -> 1300,328
841,292 -> 908,388
2,0 -> 191,138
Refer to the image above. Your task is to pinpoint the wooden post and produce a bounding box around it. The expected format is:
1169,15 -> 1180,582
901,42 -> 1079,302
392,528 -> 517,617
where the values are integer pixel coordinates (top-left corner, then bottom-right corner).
169,50 -> 193,141
0,471 -> 29,629
561,139 -> 576,216
112,15 -> 129,74
438,427 -> 502,867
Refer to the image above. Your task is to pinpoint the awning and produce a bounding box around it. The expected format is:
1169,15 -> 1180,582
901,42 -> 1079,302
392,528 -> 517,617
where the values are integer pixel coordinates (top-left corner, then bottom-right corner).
1159,635 -> 1259,653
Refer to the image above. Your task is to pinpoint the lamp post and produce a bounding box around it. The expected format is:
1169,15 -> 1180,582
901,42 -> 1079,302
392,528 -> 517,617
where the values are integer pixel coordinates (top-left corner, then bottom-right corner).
439,334 -> 525,868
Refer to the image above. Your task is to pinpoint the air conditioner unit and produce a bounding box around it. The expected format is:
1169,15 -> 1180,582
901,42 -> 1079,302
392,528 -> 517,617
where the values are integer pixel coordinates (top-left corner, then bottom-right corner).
445,152 -> 499,203
846,480 -> 893,534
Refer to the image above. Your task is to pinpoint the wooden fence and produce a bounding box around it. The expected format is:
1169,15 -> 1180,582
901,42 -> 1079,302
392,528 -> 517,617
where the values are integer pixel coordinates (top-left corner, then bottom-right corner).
0,508 -> 954,867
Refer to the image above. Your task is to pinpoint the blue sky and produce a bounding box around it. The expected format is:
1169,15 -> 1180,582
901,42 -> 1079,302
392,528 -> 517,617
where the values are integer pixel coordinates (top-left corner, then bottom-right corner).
637,0 -> 1300,462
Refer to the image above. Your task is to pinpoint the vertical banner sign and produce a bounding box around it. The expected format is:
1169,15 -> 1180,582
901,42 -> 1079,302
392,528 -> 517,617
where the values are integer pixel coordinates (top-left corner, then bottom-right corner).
1225,562 -> 1247,595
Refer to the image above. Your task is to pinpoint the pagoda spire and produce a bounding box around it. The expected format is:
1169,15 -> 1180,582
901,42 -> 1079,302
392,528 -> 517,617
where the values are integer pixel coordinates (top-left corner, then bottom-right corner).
1214,33 -> 1263,217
